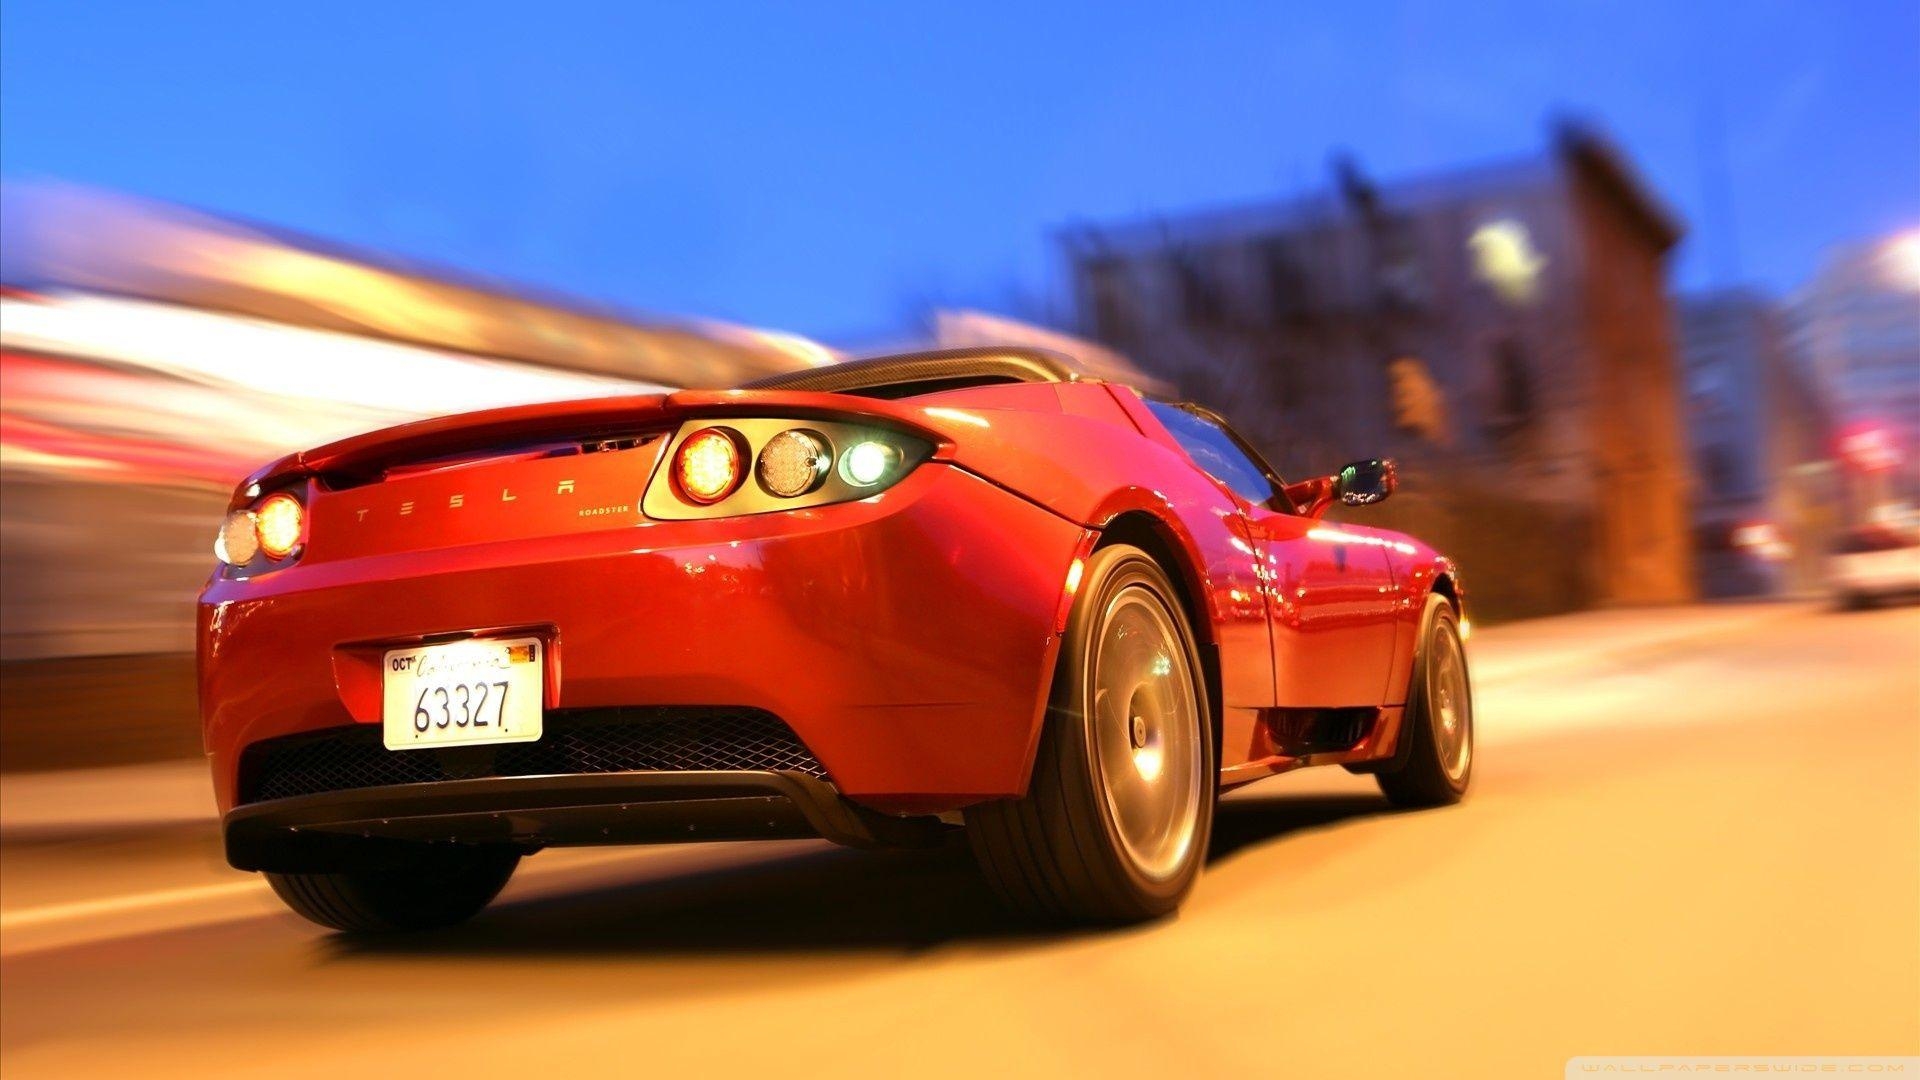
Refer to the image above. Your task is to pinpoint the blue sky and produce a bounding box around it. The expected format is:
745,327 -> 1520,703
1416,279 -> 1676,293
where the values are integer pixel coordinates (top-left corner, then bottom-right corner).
2,1 -> 1915,341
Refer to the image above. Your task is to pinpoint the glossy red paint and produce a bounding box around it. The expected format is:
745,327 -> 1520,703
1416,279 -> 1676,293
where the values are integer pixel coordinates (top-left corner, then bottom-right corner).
1260,518 -> 1405,706
201,462 -> 1082,816
198,372 -> 1462,825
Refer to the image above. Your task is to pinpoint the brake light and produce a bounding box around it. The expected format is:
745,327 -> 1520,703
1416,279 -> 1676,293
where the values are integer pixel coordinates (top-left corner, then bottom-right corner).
254,492 -> 305,559
673,427 -> 746,504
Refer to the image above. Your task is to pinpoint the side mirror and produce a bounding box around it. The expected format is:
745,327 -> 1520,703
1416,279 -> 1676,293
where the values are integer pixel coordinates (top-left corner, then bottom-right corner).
1334,458 -> 1396,506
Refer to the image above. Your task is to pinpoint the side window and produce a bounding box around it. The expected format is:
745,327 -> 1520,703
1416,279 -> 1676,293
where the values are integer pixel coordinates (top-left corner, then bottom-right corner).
1144,400 -> 1282,507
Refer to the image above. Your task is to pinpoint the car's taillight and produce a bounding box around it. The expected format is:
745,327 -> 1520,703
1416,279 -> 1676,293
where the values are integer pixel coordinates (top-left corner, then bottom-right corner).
755,429 -> 831,497
254,492 -> 305,559
215,489 -> 306,573
673,427 -> 747,504
837,439 -> 901,488
643,419 -> 931,520
215,510 -> 260,565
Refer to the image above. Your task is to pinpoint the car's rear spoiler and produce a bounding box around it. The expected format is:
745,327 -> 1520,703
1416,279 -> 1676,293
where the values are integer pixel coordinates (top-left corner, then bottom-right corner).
230,389 -> 950,507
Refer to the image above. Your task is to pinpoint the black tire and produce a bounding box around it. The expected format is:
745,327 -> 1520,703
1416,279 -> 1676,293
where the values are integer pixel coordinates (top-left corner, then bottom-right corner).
965,544 -> 1215,922
1375,593 -> 1473,808
266,845 -> 520,933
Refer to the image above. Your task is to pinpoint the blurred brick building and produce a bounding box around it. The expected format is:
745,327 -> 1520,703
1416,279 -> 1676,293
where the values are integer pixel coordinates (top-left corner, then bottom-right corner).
1678,290 -> 1837,597
1063,123 -> 1695,619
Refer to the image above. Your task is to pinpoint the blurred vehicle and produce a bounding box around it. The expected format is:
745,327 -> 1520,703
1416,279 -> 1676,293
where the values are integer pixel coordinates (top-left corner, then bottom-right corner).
1829,521 -> 1920,608
199,348 -> 1471,930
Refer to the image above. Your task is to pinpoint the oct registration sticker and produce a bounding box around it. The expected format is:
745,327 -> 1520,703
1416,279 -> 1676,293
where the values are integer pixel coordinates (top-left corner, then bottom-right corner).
382,637 -> 545,750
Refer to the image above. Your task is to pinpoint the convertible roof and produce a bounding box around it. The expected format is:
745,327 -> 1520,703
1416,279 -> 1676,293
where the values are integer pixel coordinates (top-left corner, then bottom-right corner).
736,346 -> 1081,400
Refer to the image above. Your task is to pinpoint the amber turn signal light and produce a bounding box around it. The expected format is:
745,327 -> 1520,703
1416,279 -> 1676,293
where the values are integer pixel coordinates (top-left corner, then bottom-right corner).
254,492 -> 305,560
674,427 -> 746,505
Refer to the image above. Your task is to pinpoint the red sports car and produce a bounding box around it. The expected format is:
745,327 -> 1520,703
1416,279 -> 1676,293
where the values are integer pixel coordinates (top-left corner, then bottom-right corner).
199,347 -> 1472,930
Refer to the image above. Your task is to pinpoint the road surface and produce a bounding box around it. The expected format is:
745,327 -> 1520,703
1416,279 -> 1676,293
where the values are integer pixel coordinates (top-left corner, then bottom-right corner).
3,602 -> 1917,1077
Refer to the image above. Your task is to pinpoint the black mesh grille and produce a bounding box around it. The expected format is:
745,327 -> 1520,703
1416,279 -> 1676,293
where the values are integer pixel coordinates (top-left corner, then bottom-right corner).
240,707 -> 827,804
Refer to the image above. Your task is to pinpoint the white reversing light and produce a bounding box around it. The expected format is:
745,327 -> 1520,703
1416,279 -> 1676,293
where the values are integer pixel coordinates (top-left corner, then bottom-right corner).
839,440 -> 899,488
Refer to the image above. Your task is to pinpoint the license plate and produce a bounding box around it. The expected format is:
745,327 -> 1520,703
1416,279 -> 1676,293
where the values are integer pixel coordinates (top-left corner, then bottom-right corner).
382,637 -> 544,750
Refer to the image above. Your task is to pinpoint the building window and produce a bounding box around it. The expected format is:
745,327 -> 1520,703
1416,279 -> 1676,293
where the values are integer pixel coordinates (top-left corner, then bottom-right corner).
1083,259 -> 1132,343
1172,251 -> 1227,329
1485,338 -> 1536,440
1372,216 -> 1428,311
1260,238 -> 1311,324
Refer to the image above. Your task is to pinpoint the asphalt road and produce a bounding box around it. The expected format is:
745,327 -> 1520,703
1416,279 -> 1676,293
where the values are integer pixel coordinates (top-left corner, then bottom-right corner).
3,603 -> 1917,1078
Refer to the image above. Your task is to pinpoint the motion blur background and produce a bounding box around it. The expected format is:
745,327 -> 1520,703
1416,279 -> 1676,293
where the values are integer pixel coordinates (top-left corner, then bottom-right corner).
0,4 -> 1915,764
3,6 -> 1919,1076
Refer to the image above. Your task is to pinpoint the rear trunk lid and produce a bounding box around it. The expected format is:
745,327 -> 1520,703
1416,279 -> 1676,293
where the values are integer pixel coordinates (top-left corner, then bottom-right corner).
242,389 -> 952,564
283,395 -> 677,563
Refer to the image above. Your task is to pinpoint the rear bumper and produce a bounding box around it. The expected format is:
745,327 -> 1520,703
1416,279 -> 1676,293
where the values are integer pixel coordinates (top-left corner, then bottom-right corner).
224,771 -> 946,871
199,463 -> 1086,816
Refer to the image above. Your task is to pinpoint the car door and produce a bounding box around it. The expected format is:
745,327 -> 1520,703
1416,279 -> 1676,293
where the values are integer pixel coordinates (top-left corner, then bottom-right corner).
1141,402 -> 1399,707
1255,514 -> 1402,706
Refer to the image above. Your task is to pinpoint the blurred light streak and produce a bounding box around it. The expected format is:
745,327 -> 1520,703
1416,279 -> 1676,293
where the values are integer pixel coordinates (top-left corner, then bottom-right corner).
0,184 -> 844,662
2,292 -> 651,417
0,182 -> 839,388
0,291 -> 658,490
735,328 -> 839,368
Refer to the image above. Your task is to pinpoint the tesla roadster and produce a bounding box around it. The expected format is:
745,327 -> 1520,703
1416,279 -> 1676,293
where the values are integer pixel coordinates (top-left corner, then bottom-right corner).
199,347 -> 1472,930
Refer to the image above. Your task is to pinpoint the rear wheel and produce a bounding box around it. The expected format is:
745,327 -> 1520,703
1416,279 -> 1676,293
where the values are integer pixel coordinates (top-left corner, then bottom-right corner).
266,844 -> 520,933
966,544 -> 1214,922
1375,593 -> 1473,807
